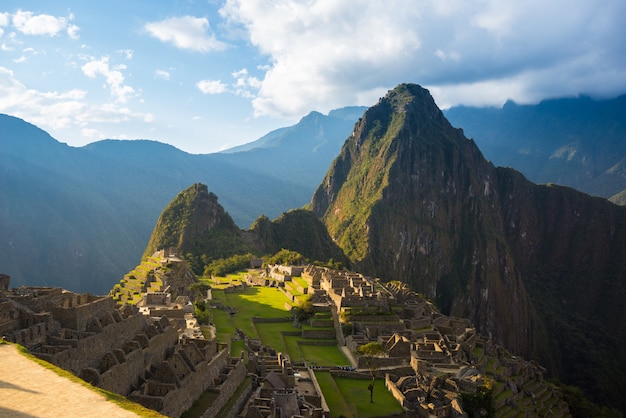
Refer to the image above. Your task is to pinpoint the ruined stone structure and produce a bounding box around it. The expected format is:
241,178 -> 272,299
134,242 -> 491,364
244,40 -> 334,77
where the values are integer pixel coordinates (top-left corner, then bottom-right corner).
0,273 -> 10,290
299,265 -> 571,417
2,262 -> 571,417
0,286 -> 246,417
302,265 -> 389,313
241,336 -> 329,418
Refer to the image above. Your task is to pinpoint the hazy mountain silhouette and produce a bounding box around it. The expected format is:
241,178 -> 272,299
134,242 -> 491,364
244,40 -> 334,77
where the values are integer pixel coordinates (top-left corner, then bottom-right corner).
0,109 -> 360,293
445,94 -> 626,201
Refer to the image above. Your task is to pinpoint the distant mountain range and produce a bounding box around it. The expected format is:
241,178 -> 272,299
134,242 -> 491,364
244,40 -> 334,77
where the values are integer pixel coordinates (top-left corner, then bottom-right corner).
0,108 -> 364,293
444,94 -> 626,202
2,91 -> 626,296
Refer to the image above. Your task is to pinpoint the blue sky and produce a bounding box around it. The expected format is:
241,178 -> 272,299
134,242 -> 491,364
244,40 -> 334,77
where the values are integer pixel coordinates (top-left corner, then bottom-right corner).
1,1 -> 625,154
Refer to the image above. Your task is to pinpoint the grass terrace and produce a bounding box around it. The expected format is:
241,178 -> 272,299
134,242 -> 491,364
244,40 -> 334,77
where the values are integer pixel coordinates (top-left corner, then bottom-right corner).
207,279 -> 348,365
314,371 -> 404,417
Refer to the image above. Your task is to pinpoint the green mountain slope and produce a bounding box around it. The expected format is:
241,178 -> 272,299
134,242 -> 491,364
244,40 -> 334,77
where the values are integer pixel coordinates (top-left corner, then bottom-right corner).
143,183 -> 250,263
310,83 -> 626,411
143,183 -> 347,275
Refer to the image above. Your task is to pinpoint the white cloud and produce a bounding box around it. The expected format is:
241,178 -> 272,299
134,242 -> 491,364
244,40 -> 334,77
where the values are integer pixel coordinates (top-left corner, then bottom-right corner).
155,69 -> 170,80
196,79 -> 228,94
12,10 -> 79,38
81,127 -> 103,139
0,66 -> 87,129
0,12 -> 8,36
67,24 -> 80,40
81,56 -> 136,102
0,66 -> 153,144
76,103 -> 154,125
144,16 -> 226,52
196,69 -> 263,98
220,0 -> 626,115
118,49 -> 134,60
13,56 -> 26,63
231,68 -> 261,98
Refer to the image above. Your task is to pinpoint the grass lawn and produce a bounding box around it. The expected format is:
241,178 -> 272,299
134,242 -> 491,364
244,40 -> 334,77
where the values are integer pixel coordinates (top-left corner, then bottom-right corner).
254,322 -> 292,353
207,282 -> 352,367
298,344 -> 348,367
314,371 -> 353,417
315,371 -> 404,417
210,287 -> 293,339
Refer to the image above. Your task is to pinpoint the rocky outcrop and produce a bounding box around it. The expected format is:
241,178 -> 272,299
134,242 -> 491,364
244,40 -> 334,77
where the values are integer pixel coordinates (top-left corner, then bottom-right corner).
310,83 -> 626,410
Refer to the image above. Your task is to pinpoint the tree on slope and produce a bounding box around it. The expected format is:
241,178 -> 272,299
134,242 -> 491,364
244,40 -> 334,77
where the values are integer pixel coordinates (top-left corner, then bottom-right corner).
357,342 -> 387,403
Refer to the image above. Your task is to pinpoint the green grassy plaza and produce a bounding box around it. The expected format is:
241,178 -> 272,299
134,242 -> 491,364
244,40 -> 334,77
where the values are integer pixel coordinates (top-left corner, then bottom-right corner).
204,273 -> 403,416
314,371 -> 405,417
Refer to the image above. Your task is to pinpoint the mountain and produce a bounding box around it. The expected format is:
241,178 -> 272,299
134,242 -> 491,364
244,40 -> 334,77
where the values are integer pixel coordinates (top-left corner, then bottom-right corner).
444,95 -> 626,201
142,183 -> 346,272
143,183 -> 251,261
245,209 -> 348,266
310,83 -> 626,410
218,106 -> 367,188
0,109 -> 358,294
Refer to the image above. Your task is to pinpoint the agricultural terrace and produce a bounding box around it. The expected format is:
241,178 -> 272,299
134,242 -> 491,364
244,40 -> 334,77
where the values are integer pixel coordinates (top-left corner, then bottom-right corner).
314,371 -> 404,417
205,272 -> 349,366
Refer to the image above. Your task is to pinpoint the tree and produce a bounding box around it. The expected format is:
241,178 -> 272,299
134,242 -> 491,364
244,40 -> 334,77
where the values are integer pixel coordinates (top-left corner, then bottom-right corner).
292,294 -> 314,325
357,342 -> 387,403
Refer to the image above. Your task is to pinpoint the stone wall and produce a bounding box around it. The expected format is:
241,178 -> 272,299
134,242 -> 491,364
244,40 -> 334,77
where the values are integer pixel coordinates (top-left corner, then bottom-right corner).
386,374 -> 408,409
49,295 -> 115,332
301,329 -> 336,339
357,356 -> 409,369
129,345 -> 234,417
252,316 -> 292,323
215,378 -> 255,418
37,312 -> 150,373
297,340 -> 337,347
199,358 -> 248,418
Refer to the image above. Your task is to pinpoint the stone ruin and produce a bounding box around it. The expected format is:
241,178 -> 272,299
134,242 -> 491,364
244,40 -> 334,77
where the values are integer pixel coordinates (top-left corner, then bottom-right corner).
240,335 -> 329,418
300,265 -> 570,417
0,285 -> 246,418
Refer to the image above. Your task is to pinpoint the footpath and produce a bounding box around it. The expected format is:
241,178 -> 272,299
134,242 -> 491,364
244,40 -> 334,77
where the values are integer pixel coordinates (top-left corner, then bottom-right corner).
0,343 -> 141,418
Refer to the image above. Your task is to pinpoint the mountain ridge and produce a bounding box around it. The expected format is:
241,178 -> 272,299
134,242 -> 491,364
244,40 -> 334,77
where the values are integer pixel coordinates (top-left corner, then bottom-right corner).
444,93 -> 626,200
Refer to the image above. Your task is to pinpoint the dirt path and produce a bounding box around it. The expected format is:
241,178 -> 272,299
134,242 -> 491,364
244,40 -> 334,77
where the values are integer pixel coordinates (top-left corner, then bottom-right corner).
0,344 -> 140,418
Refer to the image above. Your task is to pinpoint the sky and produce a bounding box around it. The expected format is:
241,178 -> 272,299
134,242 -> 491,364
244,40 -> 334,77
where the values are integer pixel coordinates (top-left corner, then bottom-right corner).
0,1 -> 625,154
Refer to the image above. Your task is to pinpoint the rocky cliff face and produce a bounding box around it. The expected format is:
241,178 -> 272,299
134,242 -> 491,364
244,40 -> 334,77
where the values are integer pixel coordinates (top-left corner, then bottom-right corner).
311,83 -> 626,410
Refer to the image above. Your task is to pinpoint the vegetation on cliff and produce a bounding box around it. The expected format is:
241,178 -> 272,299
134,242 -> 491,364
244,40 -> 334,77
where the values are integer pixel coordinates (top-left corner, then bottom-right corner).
143,184 -> 347,277
143,183 -> 254,274
246,208 -> 348,267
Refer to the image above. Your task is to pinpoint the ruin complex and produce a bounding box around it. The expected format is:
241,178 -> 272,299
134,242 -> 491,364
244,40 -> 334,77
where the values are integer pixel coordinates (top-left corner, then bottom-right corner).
1,259 -> 571,417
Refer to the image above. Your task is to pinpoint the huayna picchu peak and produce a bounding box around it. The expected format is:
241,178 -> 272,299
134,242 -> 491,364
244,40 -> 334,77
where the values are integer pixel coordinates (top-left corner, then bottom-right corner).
311,83 -> 626,411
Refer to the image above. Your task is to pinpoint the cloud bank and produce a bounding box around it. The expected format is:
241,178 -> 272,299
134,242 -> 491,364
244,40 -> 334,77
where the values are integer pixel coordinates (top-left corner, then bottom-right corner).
220,0 -> 626,115
11,10 -> 79,39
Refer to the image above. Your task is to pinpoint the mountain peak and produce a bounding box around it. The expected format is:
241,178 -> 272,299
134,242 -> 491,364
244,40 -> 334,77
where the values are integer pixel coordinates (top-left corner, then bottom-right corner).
143,183 -> 243,264
311,82 -> 626,410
